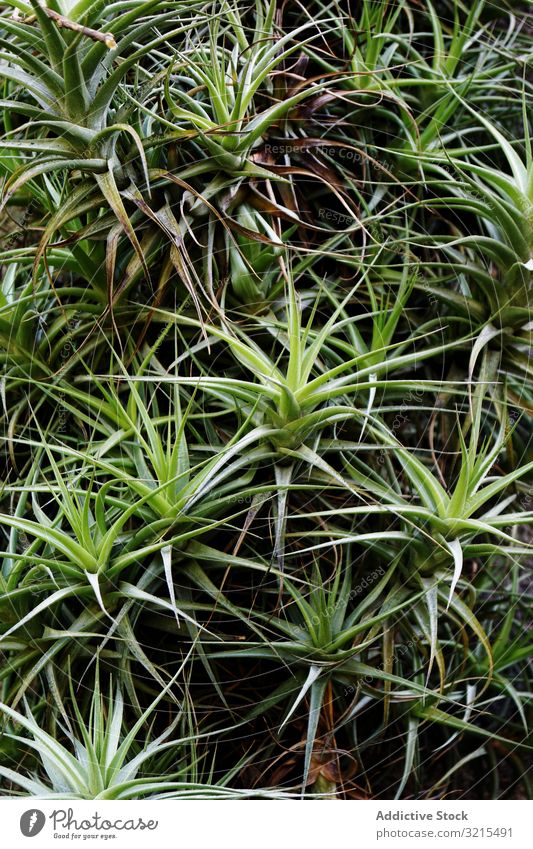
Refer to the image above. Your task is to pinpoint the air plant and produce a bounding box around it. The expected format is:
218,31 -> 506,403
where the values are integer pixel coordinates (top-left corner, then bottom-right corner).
0,0 -> 531,802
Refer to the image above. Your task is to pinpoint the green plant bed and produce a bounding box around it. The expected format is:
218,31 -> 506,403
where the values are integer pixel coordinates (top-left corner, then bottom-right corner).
0,0 -> 531,800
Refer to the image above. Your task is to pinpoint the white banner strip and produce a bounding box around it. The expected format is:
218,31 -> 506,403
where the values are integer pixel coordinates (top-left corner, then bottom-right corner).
0,799 -> 531,849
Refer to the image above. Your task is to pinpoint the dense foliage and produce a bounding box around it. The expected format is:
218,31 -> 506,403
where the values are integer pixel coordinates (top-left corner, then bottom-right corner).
0,0 -> 531,799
